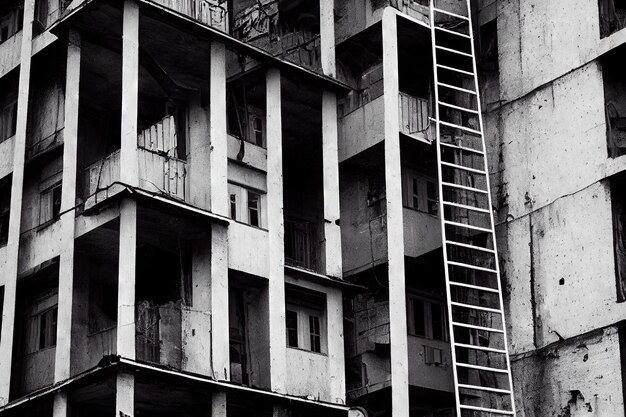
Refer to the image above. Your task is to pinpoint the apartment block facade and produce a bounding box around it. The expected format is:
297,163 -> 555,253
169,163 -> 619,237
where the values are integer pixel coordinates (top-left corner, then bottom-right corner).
0,0 -> 624,416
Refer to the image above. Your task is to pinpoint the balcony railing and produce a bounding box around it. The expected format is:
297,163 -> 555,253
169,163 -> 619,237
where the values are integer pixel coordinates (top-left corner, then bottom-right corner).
152,0 -> 227,31
399,92 -> 429,138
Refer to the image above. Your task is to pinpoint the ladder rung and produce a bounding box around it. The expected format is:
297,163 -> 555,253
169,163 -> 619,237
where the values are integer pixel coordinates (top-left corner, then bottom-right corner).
444,220 -> 492,234
436,64 -> 474,77
440,141 -> 484,155
450,301 -> 502,314
435,45 -> 473,58
452,321 -> 504,333
442,200 -> 490,213
440,161 -> 486,175
448,260 -> 497,273
433,7 -> 470,21
438,100 -> 479,114
441,182 -> 488,194
460,404 -> 514,415
455,342 -> 507,354
456,362 -> 509,374
446,240 -> 495,253
458,383 -> 511,395
438,121 -> 482,136
434,25 -> 471,39
437,82 -> 477,95
449,281 -> 500,294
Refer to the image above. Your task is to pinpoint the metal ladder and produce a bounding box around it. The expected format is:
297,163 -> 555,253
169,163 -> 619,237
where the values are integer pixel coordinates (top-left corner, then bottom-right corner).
429,0 -> 516,416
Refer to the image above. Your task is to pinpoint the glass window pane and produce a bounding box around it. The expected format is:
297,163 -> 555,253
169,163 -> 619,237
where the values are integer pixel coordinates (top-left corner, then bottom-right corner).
248,191 -> 260,227
412,299 -> 425,337
286,310 -> 298,348
431,303 -> 444,341
309,315 -> 321,353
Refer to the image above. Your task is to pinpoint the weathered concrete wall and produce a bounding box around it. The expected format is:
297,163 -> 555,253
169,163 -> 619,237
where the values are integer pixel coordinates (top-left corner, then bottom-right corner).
407,336 -> 453,393
339,96 -> 385,163
402,208 -> 440,258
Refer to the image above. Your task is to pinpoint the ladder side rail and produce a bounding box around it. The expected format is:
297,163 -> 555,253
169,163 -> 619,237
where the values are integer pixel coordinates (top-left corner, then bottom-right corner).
464,0 -> 517,412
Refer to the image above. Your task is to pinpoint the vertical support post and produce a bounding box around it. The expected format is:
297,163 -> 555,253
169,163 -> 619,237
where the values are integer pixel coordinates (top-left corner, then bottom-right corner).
266,67 -> 287,393
382,9 -> 409,417
209,41 -> 227,217
0,0 -> 35,405
211,391 -> 227,417
321,90 -> 342,278
52,392 -> 69,417
54,29 -> 81,386
210,223 -> 229,380
117,0 -> 140,360
319,0 -> 336,77
116,371 -> 134,417
326,287 -> 346,403
188,92 -> 211,210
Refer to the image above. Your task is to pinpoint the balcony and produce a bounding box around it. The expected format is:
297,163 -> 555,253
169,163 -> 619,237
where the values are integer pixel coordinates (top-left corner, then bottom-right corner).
151,0 -> 227,31
285,218 -> 322,273
399,92 -> 430,141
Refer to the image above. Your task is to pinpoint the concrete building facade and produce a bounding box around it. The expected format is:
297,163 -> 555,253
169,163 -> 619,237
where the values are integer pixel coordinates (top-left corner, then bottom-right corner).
1,0 -> 624,416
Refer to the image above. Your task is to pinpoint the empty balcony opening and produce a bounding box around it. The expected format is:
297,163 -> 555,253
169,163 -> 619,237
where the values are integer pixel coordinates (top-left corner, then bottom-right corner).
336,23 -> 383,118
0,0 -> 23,44
229,271 -> 270,389
401,137 -> 439,216
342,265 -> 391,403
232,0 -> 321,72
599,0 -> 626,38
282,77 -> 324,273
11,260 -> 59,400
613,176 -> 626,302
0,176 -> 11,246
25,43 -> 66,163
78,41 -> 122,206
136,238 -> 191,369
339,143 -> 387,276
73,219 -> 120,375
285,284 -> 327,354
21,155 -> 63,233
227,73 -> 267,148
603,46 -> 626,158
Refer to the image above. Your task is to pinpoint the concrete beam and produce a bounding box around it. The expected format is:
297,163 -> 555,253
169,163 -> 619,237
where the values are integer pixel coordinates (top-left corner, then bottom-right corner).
211,223 -> 229,380
322,90 -> 342,278
382,9 -> 409,417
266,67 -> 287,393
55,29 -> 81,384
210,42 -> 228,217
120,0 -> 139,186
0,0 -> 35,405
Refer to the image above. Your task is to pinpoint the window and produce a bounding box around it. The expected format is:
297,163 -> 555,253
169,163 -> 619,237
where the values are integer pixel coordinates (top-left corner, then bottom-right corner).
478,19 -> 499,72
408,296 -> 447,342
402,168 -> 438,215
0,102 -> 17,143
25,288 -> 58,353
228,183 -> 265,228
249,111 -> 265,147
599,0 -> 626,38
285,286 -> 326,354
0,178 -> 10,246
39,181 -> 62,225
38,307 -> 57,350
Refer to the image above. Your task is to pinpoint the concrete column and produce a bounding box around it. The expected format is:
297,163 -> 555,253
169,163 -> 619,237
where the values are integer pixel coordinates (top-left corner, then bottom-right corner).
116,372 -> 134,417
211,391 -> 227,417
210,223 -> 229,380
209,42 -> 228,216
266,67 -> 287,393
117,199 -> 137,359
382,9 -> 409,417
0,0 -> 35,405
120,0 -> 139,186
327,287 -> 346,404
188,93 -> 211,210
322,90 -> 342,278
55,29 -> 81,385
319,0 -> 336,77
52,392 -> 69,417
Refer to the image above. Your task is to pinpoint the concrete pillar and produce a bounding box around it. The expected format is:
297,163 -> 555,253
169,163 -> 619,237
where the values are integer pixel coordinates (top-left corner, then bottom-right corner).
382,9 -> 410,417
0,0 -> 35,405
188,93 -> 211,211
209,42 -> 228,216
327,287 -> 346,404
322,90 -> 342,278
266,67 -> 287,393
116,372 -> 134,417
319,0 -> 336,77
210,223 -> 229,380
52,392 -> 69,417
55,29 -> 81,385
120,0 -> 139,186
211,391 -> 227,417
117,199 -> 137,359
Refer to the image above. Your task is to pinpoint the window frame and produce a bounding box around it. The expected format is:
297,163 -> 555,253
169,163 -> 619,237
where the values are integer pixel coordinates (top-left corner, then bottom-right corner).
227,182 -> 266,229
285,303 -> 326,354
402,167 -> 438,216
407,294 -> 448,342
39,179 -> 62,226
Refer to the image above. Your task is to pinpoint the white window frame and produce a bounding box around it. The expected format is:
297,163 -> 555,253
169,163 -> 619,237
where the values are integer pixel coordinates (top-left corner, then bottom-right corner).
228,182 -> 266,228
26,289 -> 58,354
246,105 -> 266,148
285,303 -> 327,354
402,167 -> 438,216
39,173 -> 62,226
407,295 -> 448,342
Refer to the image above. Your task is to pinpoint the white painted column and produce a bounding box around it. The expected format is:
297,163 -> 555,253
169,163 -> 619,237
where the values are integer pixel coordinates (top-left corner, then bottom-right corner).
211,391 -> 227,417
188,92 -> 211,211
266,67 -> 287,393
210,223 -> 229,380
209,41 -> 228,217
0,0 -> 35,405
382,9 -> 410,417
322,90 -> 342,278
319,0 -> 336,77
117,0 -> 140,360
327,287 -> 346,404
116,371 -> 134,417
